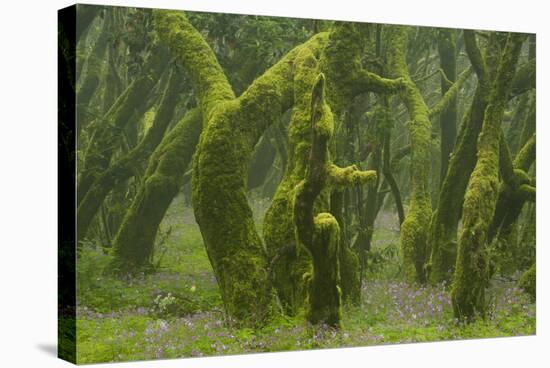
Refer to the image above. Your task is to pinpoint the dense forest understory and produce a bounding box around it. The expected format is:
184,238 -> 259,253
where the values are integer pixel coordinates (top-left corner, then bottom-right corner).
67,5 -> 536,363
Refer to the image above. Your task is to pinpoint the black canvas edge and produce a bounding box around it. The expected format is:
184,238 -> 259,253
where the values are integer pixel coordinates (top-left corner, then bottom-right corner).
58,4 -> 77,364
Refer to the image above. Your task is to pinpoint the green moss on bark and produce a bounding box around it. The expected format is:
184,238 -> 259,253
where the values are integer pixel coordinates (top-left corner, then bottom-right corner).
387,26 -> 432,284
451,33 -> 526,321
153,10 -> 235,121
263,46 -> 322,315
489,134 -> 535,273
320,22 -> 404,118
192,36 -> 328,325
155,7 -> 332,324
307,213 -> 343,326
428,85 -> 488,284
293,74 -> 342,326
263,34 -> 378,313
77,68 -> 184,242
112,109 -> 203,271
77,45 -> 168,204
293,74 -> 376,327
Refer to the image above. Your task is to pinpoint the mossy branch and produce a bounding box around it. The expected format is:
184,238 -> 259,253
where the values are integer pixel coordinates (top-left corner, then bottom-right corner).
519,184 -> 536,202
320,23 -> 403,117
452,32 -> 526,321
153,10 -> 235,121
464,30 -> 488,83
111,108 -> 203,272
499,129 -> 517,187
489,133 -> 534,245
77,45 -> 168,202
327,164 -> 377,188
429,66 -> 473,118
514,134 -> 536,171
190,31 -> 329,324
387,25 -> 433,284
355,70 -> 406,95
77,68 -> 185,242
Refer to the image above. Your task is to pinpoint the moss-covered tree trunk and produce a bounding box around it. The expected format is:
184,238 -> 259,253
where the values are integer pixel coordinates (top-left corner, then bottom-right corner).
263,47 -> 323,315
451,33 -> 525,321
437,29 -> 458,185
294,75 -> 376,326
428,86 -> 487,284
77,45 -> 168,204
111,108 -> 203,271
76,11 -> 110,137
77,68 -> 184,242
427,31 -> 494,285
489,94 -> 535,257
317,22 -> 401,298
387,26 -> 432,284
488,133 -> 535,273
263,23 -> 402,313
294,77 -> 341,326
154,10 -> 334,324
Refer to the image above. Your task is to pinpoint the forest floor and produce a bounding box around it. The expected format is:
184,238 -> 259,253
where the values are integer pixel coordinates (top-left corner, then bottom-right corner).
75,195 -> 535,364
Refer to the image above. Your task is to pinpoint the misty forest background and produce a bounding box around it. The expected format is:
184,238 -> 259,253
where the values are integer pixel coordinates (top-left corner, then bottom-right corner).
66,5 -> 535,363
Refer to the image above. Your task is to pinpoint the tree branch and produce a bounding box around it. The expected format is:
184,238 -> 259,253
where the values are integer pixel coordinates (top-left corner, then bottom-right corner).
514,133 -> 536,171
327,164 -> 377,188
499,129 -> 516,186
355,70 -> 405,95
429,66 -> 473,118
519,184 -> 536,202
153,10 -> 235,121
464,30 -> 488,83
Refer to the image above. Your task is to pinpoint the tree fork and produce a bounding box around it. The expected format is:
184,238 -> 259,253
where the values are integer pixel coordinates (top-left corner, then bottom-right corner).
451,33 -> 526,321
294,74 -> 375,326
427,32 -> 499,285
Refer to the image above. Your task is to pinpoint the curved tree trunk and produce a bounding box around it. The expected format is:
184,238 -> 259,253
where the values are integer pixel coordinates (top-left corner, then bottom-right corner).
294,76 -> 342,326
451,33 -> 525,321
437,29 -> 458,185
294,74 -> 376,327
76,12 -> 110,137
155,10 -> 332,324
387,26 -> 433,284
428,86 -> 487,284
264,23 -> 402,313
263,46 -> 323,315
488,133 -> 535,273
427,31 -> 495,285
77,45 -> 168,203
77,68 -> 184,242
112,108 -> 203,271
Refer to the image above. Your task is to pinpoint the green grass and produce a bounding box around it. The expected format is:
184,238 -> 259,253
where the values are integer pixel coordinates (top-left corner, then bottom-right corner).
76,195 -> 535,364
